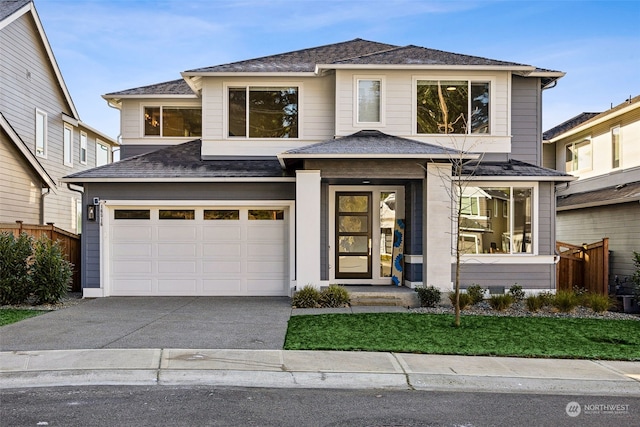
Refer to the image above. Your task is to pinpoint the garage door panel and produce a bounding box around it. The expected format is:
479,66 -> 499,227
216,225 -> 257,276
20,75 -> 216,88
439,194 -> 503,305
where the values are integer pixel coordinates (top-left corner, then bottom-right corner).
158,226 -> 197,241
247,260 -> 285,274
247,225 -> 285,240
158,243 -> 196,257
112,279 -> 152,293
203,261 -> 242,274
203,226 -> 241,240
158,279 -> 197,293
247,279 -> 285,294
113,243 -> 152,257
203,243 -> 241,257
112,226 -> 152,240
158,261 -> 197,274
113,261 -> 152,274
247,242 -> 285,258
202,279 -> 242,294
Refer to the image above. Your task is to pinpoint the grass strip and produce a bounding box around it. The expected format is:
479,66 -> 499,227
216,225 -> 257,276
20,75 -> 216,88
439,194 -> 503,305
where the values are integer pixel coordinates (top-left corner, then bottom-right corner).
284,313 -> 640,360
0,309 -> 46,326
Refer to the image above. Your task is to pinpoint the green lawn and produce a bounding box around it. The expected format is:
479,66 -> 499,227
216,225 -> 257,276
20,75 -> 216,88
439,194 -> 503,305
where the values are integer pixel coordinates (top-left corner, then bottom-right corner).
284,313 -> 640,360
0,309 -> 46,326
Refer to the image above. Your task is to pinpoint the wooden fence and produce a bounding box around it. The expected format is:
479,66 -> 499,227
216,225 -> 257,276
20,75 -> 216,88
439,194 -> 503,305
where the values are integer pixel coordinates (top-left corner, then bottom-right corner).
0,221 -> 81,292
556,238 -> 609,295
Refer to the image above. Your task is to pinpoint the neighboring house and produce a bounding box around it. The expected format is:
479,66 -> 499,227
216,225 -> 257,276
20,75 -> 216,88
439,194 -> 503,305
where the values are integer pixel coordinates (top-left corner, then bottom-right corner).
0,0 -> 117,234
63,38 -> 572,298
543,95 -> 640,290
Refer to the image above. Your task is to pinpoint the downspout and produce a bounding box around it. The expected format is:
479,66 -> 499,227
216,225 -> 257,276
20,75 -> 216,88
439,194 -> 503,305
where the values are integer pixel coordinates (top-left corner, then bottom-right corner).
67,183 -> 85,231
40,187 -> 50,225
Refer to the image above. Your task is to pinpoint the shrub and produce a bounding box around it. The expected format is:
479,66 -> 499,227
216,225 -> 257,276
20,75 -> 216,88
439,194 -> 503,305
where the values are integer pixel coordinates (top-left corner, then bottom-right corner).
415,285 -> 441,307
319,285 -> 350,308
583,293 -> 614,313
538,291 -> 555,307
631,252 -> 640,301
292,285 -> 321,308
488,294 -> 513,311
0,232 -> 33,305
465,284 -> 484,305
448,291 -> 471,310
30,237 -> 73,305
553,290 -> 581,313
525,295 -> 544,312
508,284 -> 525,303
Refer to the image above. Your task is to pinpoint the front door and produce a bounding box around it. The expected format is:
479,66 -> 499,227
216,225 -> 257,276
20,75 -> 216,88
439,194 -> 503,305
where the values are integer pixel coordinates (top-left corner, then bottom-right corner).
335,192 -> 372,279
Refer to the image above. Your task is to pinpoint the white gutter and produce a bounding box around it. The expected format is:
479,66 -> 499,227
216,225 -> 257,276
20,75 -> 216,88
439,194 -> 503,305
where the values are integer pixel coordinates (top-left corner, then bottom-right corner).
61,177 -> 296,184
548,102 -> 639,143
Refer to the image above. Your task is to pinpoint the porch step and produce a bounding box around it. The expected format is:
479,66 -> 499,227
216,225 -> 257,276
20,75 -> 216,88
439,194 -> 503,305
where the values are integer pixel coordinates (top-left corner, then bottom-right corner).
348,291 -> 420,308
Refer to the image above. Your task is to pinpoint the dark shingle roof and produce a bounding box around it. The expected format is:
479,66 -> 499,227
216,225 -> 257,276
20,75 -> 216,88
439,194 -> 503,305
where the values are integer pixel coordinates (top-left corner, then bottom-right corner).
282,130 -> 461,156
64,140 -> 290,181
105,79 -> 194,97
186,39 -> 397,73
462,159 -> 574,179
558,181 -> 640,210
543,112 -> 600,140
0,0 -> 29,21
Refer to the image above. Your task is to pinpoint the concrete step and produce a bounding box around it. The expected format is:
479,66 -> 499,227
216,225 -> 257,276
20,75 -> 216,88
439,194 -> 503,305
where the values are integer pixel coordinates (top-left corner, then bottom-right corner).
348,292 -> 420,308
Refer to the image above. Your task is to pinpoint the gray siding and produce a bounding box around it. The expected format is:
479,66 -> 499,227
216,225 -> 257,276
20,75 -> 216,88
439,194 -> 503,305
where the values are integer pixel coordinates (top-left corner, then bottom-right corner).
557,202 -> 640,280
455,263 -> 556,291
510,76 -> 541,165
537,182 -> 553,254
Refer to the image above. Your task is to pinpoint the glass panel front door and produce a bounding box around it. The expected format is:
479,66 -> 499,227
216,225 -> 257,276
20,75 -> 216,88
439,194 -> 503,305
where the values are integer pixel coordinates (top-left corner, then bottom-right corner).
336,192 -> 372,279
380,192 -> 396,277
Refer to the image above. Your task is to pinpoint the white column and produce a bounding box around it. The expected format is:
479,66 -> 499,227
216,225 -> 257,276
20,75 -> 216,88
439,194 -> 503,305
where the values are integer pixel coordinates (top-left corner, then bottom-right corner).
424,163 -> 453,291
295,170 -> 321,289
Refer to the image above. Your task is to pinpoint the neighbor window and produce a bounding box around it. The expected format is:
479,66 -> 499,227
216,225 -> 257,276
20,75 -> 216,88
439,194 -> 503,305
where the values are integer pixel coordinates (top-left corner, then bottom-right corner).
144,106 -> 202,137
458,186 -> 533,255
35,109 -> 47,157
611,126 -> 620,168
417,80 -> 490,134
63,124 -> 73,166
228,86 -> 298,138
80,131 -> 87,164
565,139 -> 592,172
96,142 -> 109,166
357,79 -> 381,123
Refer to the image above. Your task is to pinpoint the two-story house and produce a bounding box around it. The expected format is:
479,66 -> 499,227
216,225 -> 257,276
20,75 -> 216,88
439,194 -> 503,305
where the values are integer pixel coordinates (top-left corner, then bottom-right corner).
0,0 -> 118,234
63,38 -> 572,298
543,95 -> 640,290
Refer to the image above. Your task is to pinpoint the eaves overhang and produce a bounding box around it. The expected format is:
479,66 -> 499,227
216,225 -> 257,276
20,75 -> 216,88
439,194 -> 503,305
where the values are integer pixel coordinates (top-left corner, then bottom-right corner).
316,64 -> 537,73
61,177 -> 296,184
463,175 -> 576,182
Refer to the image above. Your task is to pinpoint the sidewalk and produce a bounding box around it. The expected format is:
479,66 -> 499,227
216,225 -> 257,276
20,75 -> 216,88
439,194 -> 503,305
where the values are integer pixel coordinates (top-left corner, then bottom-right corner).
1,348 -> 639,395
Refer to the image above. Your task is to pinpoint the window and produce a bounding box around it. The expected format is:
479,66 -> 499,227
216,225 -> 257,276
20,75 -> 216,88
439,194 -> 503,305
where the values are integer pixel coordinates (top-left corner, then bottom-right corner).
228,87 -> 298,138
96,142 -> 109,166
357,79 -> 381,123
611,126 -> 620,168
416,80 -> 490,134
63,124 -> 73,166
144,107 -> 201,137
35,109 -> 47,157
114,210 -> 151,220
565,139 -> 592,172
204,210 -> 239,220
458,186 -> 533,254
79,132 -> 87,164
159,209 -> 195,220
248,210 -> 284,220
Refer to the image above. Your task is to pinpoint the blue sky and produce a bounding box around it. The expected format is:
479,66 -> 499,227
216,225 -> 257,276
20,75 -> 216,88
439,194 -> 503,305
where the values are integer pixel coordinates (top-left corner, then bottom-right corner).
35,0 -> 639,140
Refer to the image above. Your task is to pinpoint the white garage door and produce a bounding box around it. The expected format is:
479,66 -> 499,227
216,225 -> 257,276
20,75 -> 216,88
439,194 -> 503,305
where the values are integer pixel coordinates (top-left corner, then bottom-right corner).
107,207 -> 288,296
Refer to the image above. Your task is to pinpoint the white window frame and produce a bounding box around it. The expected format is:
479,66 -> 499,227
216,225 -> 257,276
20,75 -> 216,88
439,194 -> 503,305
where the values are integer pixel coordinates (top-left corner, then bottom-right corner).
354,76 -> 385,126
80,131 -> 87,165
611,125 -> 621,169
35,108 -> 47,158
63,123 -> 73,167
142,105 -> 202,138
565,138 -> 592,173
96,140 -> 109,166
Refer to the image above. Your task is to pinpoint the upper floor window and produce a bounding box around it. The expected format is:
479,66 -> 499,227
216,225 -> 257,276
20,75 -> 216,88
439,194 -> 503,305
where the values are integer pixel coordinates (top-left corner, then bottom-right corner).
357,79 -> 381,123
63,124 -> 73,167
228,86 -> 298,138
144,106 -> 201,137
96,141 -> 109,166
611,126 -> 620,169
80,131 -> 87,164
35,109 -> 47,157
417,80 -> 490,134
565,139 -> 591,172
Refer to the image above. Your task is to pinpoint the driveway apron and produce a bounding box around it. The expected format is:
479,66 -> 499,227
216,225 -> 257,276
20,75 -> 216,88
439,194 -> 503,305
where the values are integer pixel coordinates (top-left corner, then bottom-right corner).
0,297 -> 292,351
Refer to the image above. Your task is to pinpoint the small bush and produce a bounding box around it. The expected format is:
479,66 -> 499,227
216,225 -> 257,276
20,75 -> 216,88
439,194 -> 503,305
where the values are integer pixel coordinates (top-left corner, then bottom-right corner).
489,294 -> 513,311
292,285 -> 321,308
415,285 -> 441,307
319,285 -> 350,308
553,290 -> 581,313
508,284 -> 525,303
0,232 -> 33,305
631,252 -> 640,301
538,291 -> 555,307
583,293 -> 614,313
525,295 -> 544,312
465,284 -> 485,305
448,291 -> 471,310
30,237 -> 73,305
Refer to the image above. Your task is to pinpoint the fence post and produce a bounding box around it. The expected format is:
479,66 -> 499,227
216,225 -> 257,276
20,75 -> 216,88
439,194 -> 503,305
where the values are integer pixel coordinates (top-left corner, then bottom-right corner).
46,222 -> 55,240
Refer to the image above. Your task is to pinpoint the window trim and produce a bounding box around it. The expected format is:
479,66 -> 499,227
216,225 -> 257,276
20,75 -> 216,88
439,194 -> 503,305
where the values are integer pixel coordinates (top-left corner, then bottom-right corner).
224,81 -> 303,140
63,123 -> 73,167
354,75 -> 385,126
35,108 -> 47,158
79,131 -> 87,165
611,125 -> 621,169
565,138 -> 592,173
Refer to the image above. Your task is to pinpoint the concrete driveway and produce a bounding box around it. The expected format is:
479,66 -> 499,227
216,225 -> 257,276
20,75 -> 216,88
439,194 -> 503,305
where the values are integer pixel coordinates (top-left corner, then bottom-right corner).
0,297 -> 292,351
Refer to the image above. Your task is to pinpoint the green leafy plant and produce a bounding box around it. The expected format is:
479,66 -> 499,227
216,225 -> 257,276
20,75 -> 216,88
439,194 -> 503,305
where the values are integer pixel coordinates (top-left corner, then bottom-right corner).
538,291 -> 555,307
631,252 -> 640,301
465,284 -> 484,305
488,294 -> 513,311
30,237 -> 73,305
0,232 -> 33,305
415,285 -> 441,307
319,285 -> 350,308
583,293 -> 614,313
448,291 -> 471,310
508,284 -> 525,303
553,290 -> 581,313
525,294 -> 544,312
292,285 -> 321,308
